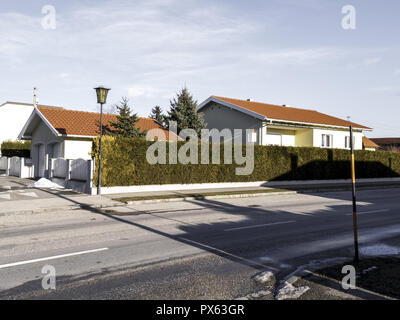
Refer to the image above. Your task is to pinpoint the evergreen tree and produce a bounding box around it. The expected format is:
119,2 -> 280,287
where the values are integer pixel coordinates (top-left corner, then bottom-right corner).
149,105 -> 165,126
108,97 -> 146,138
166,87 -> 206,136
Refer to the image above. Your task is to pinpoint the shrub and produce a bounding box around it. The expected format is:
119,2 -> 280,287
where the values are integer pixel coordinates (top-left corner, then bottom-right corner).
1,140 -> 31,158
92,136 -> 400,187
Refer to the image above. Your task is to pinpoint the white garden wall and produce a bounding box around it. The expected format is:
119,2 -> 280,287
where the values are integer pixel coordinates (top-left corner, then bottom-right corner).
0,156 -> 34,178
49,157 -> 94,194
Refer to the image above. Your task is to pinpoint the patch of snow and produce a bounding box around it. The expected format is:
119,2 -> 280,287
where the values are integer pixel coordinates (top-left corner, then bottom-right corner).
362,266 -> 378,274
259,257 -> 274,262
276,281 -> 310,300
359,244 -> 400,256
236,290 -> 272,300
250,290 -> 272,299
28,178 -> 64,190
252,271 -> 275,284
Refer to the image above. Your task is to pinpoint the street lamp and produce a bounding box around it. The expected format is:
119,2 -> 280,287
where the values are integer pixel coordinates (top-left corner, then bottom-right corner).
94,86 -> 111,195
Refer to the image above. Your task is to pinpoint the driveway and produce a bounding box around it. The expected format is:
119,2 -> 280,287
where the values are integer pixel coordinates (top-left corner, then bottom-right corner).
0,176 -> 80,202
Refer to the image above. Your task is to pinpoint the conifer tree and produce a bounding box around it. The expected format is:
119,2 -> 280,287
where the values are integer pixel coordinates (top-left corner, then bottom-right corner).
149,105 -> 165,126
108,97 -> 146,138
165,87 -> 206,136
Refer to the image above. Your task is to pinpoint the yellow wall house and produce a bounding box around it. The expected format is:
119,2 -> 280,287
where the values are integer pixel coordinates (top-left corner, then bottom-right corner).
198,96 -> 373,150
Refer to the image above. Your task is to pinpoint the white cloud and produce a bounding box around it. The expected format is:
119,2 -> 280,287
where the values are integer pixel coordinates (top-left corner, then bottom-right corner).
249,47 -> 344,66
59,73 -> 70,78
370,86 -> 399,96
0,0 -> 396,120
363,57 -> 381,65
127,85 -> 159,98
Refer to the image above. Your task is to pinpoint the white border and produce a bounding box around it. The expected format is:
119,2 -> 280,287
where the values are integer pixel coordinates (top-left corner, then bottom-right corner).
92,177 -> 400,195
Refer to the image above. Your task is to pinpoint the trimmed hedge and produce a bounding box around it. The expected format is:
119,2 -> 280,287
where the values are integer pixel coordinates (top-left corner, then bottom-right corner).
1,140 -> 31,158
92,136 -> 400,187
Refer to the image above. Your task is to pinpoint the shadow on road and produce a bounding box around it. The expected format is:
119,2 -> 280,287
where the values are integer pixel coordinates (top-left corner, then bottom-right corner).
2,178 -> 399,299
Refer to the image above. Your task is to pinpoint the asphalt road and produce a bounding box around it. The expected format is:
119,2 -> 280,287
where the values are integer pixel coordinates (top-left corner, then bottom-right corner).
0,187 -> 399,299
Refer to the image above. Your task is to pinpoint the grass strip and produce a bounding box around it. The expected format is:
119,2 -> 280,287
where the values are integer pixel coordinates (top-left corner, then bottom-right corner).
114,188 -> 290,203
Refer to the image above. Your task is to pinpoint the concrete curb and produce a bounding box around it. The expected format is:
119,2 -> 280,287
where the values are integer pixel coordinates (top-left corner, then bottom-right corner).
122,190 -> 298,205
119,183 -> 400,205
0,202 -> 125,216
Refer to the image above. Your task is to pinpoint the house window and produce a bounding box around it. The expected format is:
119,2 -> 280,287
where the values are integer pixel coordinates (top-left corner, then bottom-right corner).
322,134 -> 333,148
345,136 -> 356,149
267,134 -> 282,146
247,130 -> 257,143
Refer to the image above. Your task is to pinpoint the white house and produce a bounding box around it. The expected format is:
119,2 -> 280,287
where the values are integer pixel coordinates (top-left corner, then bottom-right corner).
198,96 -> 373,150
18,106 -> 177,178
0,102 -> 37,155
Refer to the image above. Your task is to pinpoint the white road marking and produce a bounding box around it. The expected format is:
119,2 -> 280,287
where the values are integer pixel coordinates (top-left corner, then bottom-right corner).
0,248 -> 109,270
19,192 -> 38,198
0,193 -> 11,200
345,209 -> 390,216
224,220 -> 296,232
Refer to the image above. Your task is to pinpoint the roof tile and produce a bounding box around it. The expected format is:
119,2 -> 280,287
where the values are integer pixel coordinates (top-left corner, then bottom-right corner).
212,96 -> 370,129
362,136 -> 379,148
37,106 -> 177,140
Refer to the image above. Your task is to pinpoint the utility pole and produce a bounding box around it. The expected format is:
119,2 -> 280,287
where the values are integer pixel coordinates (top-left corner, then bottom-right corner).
349,125 -> 359,263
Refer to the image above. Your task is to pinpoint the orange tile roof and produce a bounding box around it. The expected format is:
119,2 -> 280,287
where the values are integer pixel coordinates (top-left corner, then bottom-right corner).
362,136 -> 379,148
212,96 -> 371,130
371,138 -> 400,145
37,106 -> 178,140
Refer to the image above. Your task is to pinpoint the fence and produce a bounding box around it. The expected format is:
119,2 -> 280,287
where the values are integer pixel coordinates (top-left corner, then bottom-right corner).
0,156 -> 34,178
49,157 -> 94,194
0,156 -> 9,175
0,156 -> 93,194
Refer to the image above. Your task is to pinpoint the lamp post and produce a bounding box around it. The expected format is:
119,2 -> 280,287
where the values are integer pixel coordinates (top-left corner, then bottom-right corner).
94,86 -> 111,195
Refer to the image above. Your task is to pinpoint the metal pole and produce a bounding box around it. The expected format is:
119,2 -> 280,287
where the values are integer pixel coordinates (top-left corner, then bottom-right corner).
349,125 -> 359,263
97,102 -> 104,195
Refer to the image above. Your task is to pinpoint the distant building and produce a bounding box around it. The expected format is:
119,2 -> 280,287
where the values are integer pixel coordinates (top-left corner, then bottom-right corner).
362,137 -> 379,151
370,138 -> 400,151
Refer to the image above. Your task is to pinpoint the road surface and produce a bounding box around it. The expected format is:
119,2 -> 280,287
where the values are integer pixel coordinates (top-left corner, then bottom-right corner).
0,188 -> 399,299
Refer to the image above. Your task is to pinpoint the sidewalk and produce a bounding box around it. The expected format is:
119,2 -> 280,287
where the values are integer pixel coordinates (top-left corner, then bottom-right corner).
1,177 -> 400,215
0,195 -> 123,215
106,179 -> 400,205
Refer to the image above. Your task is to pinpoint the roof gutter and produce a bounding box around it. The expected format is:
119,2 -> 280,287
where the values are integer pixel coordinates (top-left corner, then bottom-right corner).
267,118 -> 370,131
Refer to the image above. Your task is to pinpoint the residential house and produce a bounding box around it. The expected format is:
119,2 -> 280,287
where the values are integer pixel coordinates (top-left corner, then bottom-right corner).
0,102 -> 41,155
362,137 -> 379,151
18,106 -> 177,178
198,96 -> 372,150
370,138 -> 400,151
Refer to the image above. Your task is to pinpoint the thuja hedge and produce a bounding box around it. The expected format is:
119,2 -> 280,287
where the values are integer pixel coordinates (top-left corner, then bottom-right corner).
92,136 -> 400,187
1,140 -> 31,158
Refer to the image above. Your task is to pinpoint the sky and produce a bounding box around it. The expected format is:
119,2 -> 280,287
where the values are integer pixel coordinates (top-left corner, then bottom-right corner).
0,0 -> 399,137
